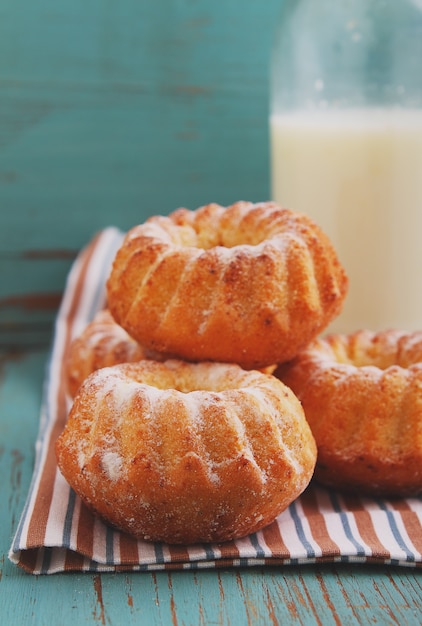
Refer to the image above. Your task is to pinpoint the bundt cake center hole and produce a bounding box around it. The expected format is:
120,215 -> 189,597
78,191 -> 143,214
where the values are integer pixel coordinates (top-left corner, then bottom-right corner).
346,356 -> 392,368
184,222 -> 273,249
158,380 -> 241,394
125,369 -> 246,394
323,332 -> 422,369
336,350 -> 400,369
191,233 -> 270,250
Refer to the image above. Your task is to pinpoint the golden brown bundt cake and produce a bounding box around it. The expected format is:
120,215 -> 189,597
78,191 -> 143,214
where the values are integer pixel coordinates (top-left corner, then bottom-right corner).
106,201 -> 348,369
56,359 -> 317,544
276,329 -> 422,497
66,309 -> 160,398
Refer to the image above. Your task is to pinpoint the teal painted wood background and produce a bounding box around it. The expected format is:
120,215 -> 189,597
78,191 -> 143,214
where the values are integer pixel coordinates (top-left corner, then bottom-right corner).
0,0 -> 283,346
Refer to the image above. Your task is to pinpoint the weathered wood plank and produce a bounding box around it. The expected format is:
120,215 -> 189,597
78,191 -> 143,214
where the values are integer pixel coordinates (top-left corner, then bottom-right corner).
0,253 -> 75,346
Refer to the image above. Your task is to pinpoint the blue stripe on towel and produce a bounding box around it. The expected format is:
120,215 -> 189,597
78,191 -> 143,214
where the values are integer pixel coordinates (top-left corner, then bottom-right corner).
376,500 -> 415,562
62,488 -> 77,548
289,499 -> 316,559
40,547 -> 52,575
154,543 -> 165,564
203,544 -> 216,561
329,491 -> 366,556
106,526 -> 115,564
249,533 -> 266,559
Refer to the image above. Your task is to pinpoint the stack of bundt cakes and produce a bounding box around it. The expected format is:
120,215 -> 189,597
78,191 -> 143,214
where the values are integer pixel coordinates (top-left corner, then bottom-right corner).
56,200 -> 421,545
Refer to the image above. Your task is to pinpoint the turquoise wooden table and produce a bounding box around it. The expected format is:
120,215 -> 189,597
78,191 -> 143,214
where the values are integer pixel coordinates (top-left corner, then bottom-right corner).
1,1 -> 421,624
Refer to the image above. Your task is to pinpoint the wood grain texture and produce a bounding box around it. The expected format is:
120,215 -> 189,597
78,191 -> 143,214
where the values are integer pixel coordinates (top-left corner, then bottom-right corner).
0,253 -> 74,346
1,350 -> 422,625
0,1 -> 283,344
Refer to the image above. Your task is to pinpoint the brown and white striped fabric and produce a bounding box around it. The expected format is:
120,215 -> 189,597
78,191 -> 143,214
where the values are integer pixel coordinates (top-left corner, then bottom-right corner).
9,228 -> 422,574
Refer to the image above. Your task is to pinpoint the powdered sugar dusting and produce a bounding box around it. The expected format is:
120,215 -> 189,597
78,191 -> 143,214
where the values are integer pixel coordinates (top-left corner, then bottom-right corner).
92,368 -> 139,410
102,450 -> 124,481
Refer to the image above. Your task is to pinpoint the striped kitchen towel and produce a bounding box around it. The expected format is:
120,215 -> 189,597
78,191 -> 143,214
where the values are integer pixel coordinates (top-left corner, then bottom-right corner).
9,228 -> 422,574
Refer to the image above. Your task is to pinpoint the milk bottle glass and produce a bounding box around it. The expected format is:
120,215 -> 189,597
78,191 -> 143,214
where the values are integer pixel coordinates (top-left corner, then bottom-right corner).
270,0 -> 422,333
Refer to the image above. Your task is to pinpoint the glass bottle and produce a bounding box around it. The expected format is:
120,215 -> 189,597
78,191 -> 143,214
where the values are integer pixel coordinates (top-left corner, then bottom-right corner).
270,0 -> 422,333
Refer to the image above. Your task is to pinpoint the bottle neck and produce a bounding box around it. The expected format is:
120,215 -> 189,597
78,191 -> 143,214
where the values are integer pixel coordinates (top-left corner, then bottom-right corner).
271,0 -> 422,113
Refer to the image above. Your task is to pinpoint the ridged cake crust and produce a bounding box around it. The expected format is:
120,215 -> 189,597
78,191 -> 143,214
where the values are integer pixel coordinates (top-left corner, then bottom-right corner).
56,360 -> 317,544
65,310 -> 150,398
276,330 -> 422,497
106,201 -> 348,368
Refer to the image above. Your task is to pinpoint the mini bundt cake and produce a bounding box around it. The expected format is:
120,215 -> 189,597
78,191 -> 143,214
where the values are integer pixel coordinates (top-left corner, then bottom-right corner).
106,201 -> 348,369
276,329 -> 422,497
66,309 -> 161,398
56,359 -> 317,544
